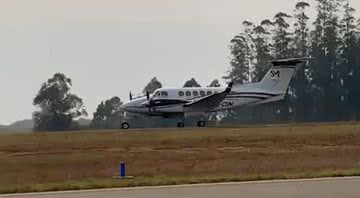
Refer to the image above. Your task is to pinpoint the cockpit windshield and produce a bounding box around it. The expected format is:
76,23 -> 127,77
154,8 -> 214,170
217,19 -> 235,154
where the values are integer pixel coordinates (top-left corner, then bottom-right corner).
153,90 -> 168,98
153,91 -> 161,97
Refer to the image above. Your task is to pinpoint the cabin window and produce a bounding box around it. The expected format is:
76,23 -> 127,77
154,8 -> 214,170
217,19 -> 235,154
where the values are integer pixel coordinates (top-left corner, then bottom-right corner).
161,91 -> 168,97
207,91 -> 213,95
186,91 -> 191,96
193,91 -> 199,97
179,91 -> 184,97
200,90 -> 206,96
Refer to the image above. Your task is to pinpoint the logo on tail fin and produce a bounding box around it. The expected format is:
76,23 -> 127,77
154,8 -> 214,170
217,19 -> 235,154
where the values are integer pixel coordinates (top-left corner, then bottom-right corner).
270,70 -> 280,80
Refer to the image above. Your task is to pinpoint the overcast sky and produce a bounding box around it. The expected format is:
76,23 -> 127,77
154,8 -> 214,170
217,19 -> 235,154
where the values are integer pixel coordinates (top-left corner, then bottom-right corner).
0,0 -> 359,125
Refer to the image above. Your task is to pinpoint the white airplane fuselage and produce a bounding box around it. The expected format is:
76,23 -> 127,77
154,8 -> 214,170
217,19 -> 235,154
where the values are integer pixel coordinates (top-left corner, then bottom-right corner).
121,86 -> 285,116
119,58 -> 310,128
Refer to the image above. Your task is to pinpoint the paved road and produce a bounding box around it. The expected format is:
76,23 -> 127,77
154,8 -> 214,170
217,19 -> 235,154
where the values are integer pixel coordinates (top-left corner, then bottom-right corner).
2,177 -> 360,198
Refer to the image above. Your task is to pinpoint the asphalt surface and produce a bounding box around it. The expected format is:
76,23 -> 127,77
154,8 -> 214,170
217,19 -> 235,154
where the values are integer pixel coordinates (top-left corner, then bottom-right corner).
2,177 -> 360,198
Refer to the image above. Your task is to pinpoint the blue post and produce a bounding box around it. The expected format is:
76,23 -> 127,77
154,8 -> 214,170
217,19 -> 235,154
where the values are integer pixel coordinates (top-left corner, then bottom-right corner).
120,162 -> 126,177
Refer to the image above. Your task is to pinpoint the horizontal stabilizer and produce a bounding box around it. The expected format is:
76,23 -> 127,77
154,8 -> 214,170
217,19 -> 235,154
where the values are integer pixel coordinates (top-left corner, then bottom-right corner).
271,57 -> 313,67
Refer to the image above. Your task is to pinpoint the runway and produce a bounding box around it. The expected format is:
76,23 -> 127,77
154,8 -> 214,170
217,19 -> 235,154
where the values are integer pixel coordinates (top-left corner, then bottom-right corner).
2,177 -> 360,198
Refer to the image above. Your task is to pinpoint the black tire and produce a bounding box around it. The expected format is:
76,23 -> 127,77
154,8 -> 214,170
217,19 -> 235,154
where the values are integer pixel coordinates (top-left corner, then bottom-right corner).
177,122 -> 185,128
197,121 -> 206,127
121,122 -> 130,129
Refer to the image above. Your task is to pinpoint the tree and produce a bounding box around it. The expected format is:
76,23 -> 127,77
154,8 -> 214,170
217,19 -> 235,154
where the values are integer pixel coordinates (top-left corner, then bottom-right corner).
183,78 -> 201,87
273,12 -> 293,59
272,12 -> 293,121
143,77 -> 162,94
221,0 -> 360,125
340,1 -> 360,119
294,2 -> 311,57
310,0 -> 344,121
33,73 -> 87,131
252,22 -> 273,82
208,79 -> 221,87
222,22 -> 256,122
91,97 -> 123,129
224,34 -> 251,83
293,1 -> 312,122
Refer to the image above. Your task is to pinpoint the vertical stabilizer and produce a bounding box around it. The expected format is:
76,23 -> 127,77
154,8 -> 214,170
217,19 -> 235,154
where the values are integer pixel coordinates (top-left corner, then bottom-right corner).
233,58 -> 310,94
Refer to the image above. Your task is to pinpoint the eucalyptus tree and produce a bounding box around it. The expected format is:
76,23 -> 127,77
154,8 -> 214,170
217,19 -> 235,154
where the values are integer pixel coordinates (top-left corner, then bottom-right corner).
310,0 -> 345,121
208,79 -> 221,87
143,77 -> 162,94
272,12 -> 293,59
251,23 -> 273,82
183,78 -> 201,88
33,73 -> 87,131
340,1 -> 360,119
293,1 -> 312,122
224,33 -> 251,83
272,12 -> 293,121
91,97 -> 123,129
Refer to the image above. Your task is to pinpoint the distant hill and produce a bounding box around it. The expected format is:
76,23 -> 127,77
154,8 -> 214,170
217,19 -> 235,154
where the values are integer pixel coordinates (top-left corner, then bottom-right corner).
8,119 -> 34,132
0,125 -> 9,132
0,118 -> 92,133
0,119 -> 34,133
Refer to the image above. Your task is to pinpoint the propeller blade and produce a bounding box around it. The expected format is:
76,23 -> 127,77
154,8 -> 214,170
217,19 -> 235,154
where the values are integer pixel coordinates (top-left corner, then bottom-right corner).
146,91 -> 150,100
225,82 -> 234,93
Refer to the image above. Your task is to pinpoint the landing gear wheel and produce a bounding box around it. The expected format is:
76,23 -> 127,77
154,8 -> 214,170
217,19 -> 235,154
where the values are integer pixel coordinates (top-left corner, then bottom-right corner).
197,121 -> 206,128
177,122 -> 185,128
121,122 -> 130,129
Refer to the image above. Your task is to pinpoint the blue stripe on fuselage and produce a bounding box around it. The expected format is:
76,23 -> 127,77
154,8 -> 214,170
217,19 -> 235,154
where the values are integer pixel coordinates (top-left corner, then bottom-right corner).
226,95 -> 268,100
228,92 -> 279,97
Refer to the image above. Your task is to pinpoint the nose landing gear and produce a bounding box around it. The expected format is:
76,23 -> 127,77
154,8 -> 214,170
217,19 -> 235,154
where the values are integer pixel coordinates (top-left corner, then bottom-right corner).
197,121 -> 206,128
177,122 -> 185,128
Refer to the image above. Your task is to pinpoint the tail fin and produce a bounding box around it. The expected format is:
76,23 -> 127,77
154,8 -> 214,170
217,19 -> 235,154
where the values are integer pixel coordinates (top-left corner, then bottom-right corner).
234,58 -> 310,94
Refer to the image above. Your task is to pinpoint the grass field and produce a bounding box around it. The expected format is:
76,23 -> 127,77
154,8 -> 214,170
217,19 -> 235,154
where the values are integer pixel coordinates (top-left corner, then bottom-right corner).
1,122 -> 360,193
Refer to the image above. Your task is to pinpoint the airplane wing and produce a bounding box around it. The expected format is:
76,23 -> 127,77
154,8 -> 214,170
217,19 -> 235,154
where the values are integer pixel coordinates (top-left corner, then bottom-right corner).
183,83 -> 233,111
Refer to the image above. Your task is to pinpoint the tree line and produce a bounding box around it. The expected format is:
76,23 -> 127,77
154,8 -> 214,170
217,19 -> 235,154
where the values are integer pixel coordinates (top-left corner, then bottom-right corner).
32,0 -> 360,131
223,0 -> 360,124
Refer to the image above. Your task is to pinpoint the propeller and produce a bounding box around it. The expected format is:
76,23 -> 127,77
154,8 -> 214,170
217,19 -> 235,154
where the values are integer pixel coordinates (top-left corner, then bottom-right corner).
129,91 -> 133,101
146,91 -> 150,100
145,91 -> 155,112
225,82 -> 234,93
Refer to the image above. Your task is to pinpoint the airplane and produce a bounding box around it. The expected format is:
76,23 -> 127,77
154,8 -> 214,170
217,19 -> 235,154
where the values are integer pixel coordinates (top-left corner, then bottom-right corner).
119,57 -> 310,129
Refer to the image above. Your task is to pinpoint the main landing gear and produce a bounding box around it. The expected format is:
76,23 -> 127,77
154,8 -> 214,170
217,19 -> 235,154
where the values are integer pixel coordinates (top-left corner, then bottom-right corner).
176,121 -> 206,128
121,122 -> 130,129
177,122 -> 185,128
121,120 -> 206,129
